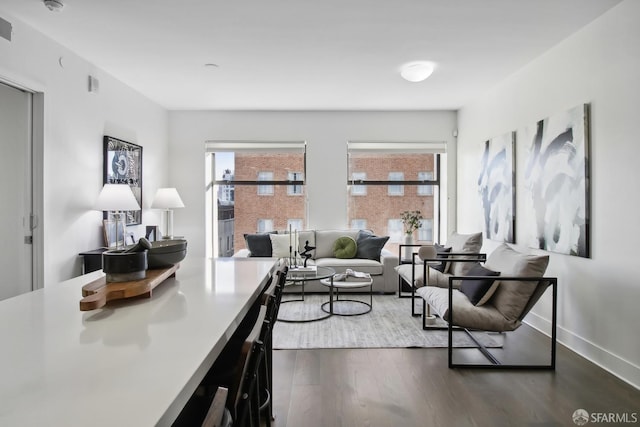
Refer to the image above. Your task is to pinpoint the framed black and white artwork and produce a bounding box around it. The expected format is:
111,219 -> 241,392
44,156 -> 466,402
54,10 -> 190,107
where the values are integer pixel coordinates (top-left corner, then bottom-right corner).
477,131 -> 515,243
522,103 -> 590,258
103,136 -> 143,225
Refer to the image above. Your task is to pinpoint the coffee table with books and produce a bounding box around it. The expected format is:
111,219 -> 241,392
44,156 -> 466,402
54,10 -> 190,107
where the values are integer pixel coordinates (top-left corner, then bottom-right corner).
319,269 -> 373,316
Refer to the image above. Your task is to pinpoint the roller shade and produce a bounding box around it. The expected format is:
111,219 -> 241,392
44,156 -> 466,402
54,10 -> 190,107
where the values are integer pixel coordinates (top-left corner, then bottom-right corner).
347,140 -> 446,154
205,140 -> 306,153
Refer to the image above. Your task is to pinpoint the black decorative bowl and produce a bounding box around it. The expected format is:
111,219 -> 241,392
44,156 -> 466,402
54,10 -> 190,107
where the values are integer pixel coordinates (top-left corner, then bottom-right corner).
103,250 -> 148,282
148,239 -> 188,269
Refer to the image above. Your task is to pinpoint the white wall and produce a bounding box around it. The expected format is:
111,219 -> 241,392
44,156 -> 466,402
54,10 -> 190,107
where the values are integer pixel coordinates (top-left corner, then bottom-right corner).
0,13 -> 169,285
169,111 -> 457,258
457,0 -> 640,388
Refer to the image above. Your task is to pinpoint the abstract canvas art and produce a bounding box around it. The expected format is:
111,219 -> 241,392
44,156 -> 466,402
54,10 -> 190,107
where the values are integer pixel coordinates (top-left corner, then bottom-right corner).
523,104 -> 590,257
478,131 -> 515,243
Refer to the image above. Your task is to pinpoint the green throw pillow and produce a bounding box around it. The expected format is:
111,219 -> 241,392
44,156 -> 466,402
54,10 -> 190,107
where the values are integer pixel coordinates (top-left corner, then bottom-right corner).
333,236 -> 358,259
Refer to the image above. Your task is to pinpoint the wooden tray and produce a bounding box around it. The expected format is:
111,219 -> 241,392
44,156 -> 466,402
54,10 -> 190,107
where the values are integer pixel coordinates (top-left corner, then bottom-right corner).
79,264 -> 180,311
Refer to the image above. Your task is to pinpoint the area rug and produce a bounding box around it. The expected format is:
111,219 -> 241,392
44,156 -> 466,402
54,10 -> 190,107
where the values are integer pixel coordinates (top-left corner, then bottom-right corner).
273,294 -> 500,349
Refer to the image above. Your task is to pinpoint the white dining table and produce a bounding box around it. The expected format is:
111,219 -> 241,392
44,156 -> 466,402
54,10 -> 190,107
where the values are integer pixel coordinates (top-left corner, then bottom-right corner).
0,256 -> 277,426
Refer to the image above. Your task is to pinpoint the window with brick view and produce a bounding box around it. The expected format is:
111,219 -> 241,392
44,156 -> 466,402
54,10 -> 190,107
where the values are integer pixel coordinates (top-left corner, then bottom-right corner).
211,148 -> 306,256
347,145 -> 442,254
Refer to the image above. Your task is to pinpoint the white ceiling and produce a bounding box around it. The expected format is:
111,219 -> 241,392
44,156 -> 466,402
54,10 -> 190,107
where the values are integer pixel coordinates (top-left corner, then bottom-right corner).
0,0 -> 622,110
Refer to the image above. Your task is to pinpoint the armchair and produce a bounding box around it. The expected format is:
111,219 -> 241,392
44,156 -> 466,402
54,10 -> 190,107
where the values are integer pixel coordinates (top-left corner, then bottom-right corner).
394,232 -> 485,316
416,243 -> 558,369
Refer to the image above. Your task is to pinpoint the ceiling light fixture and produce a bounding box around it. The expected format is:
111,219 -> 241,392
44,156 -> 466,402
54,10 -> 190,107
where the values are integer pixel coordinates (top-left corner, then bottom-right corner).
43,0 -> 64,12
400,61 -> 435,83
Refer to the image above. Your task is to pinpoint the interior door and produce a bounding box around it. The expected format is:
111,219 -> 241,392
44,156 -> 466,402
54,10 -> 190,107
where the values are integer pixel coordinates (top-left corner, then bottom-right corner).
0,81 -> 33,300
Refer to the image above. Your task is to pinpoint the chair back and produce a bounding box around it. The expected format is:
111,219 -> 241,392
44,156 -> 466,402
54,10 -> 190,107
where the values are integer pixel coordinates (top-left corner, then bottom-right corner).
232,305 -> 267,427
517,278 -> 556,322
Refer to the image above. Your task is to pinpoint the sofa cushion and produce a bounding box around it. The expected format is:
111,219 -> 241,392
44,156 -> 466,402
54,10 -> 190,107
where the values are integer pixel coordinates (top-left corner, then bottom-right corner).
316,257 -> 383,276
417,286 -> 517,332
394,263 -> 456,288
355,230 -> 390,261
315,230 -> 359,259
269,233 -> 292,258
244,233 -> 274,257
484,243 -> 549,321
459,263 -> 500,306
446,232 -> 483,276
333,236 -> 358,259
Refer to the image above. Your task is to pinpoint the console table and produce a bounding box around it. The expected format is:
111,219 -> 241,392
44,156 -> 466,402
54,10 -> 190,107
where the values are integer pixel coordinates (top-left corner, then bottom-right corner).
0,257 -> 277,426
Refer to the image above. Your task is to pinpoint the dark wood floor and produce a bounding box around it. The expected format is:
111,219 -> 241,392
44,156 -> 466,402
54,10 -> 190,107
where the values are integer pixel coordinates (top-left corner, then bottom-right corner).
270,322 -> 639,427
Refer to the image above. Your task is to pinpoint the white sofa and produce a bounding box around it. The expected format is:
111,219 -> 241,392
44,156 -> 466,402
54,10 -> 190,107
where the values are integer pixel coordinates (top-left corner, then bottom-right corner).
234,229 -> 398,293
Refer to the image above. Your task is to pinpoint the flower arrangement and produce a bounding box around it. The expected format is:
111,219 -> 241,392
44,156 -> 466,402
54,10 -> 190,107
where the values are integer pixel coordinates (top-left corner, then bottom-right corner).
401,210 -> 423,235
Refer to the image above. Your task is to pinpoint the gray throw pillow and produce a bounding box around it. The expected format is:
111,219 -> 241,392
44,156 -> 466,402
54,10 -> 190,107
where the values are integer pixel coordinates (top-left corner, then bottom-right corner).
355,230 -> 390,261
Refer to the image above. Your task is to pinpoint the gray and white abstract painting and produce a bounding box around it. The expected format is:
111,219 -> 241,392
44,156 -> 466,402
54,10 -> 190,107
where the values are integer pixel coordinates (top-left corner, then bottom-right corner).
478,131 -> 515,243
523,104 -> 590,258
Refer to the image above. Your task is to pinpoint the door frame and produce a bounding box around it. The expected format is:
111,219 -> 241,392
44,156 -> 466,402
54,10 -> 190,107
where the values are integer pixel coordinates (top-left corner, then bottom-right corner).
0,76 -> 44,291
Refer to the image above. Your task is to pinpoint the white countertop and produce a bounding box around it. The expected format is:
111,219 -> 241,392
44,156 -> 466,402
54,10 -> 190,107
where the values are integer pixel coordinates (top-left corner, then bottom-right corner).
0,257 -> 277,427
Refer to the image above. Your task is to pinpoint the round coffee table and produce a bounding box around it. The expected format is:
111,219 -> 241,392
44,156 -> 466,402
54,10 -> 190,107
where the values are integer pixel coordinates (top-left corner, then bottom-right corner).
319,274 -> 373,316
277,266 -> 336,323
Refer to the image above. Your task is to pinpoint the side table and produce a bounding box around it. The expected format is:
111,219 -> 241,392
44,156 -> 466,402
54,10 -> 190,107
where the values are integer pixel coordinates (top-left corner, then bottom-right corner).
319,275 -> 373,316
79,248 -> 108,274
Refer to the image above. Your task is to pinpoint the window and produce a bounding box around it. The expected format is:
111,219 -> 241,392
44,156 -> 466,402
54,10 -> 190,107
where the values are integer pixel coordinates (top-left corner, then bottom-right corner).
347,141 -> 445,255
418,171 -> 434,196
287,219 -> 303,231
206,141 -> 306,257
388,172 -> 404,196
257,219 -> 274,233
418,219 -> 433,242
288,172 -> 304,195
350,172 -> 367,195
351,219 -> 367,230
387,219 -> 403,243
257,171 -> 274,195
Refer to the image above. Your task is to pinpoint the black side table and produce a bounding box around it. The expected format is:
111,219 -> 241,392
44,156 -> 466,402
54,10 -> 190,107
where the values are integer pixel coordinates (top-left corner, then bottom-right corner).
79,248 -> 108,274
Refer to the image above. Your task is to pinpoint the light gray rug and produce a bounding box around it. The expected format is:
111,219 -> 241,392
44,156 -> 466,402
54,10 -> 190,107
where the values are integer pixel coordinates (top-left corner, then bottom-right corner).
273,294 -> 500,349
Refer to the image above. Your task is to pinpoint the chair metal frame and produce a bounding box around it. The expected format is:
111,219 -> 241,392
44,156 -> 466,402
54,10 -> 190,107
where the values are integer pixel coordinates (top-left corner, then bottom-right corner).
437,275 -> 558,370
398,249 -> 487,317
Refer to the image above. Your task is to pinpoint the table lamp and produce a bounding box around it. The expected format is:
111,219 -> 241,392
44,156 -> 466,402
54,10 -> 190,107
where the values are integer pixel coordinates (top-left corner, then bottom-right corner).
151,188 -> 185,239
95,184 -> 140,250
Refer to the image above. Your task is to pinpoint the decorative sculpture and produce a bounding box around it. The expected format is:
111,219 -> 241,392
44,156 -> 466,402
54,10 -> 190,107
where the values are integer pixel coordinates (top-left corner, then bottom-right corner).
300,240 -> 315,267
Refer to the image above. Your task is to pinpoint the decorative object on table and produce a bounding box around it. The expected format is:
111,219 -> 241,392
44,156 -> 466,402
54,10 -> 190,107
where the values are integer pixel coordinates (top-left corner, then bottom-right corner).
400,210 -> 423,260
151,188 -> 185,239
79,263 -> 180,311
478,131 -> 515,243
101,237 -> 151,282
332,268 -> 371,282
103,136 -> 142,225
300,240 -> 315,267
147,239 -> 188,269
522,103 -> 590,258
145,225 -> 159,242
95,184 -> 141,251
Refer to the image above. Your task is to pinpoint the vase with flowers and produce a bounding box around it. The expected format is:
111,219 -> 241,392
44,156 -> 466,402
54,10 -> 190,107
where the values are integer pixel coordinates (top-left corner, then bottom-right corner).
400,210 -> 423,260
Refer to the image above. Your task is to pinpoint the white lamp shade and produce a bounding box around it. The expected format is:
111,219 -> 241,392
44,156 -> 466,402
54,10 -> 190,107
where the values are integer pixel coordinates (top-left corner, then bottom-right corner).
151,188 -> 185,209
95,184 -> 140,211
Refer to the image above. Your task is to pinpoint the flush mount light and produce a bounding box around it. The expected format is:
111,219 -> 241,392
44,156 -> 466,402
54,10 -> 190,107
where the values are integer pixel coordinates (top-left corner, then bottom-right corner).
43,0 -> 64,12
400,61 -> 435,82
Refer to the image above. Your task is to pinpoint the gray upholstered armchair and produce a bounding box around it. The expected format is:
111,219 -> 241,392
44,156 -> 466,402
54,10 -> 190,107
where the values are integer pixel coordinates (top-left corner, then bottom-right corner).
416,243 -> 558,369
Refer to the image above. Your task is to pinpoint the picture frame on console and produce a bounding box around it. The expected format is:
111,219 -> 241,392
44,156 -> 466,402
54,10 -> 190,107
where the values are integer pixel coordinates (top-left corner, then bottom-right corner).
103,135 -> 143,226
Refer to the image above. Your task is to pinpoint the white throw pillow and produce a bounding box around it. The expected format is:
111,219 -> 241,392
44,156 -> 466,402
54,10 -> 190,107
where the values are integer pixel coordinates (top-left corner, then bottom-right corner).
270,234 -> 292,258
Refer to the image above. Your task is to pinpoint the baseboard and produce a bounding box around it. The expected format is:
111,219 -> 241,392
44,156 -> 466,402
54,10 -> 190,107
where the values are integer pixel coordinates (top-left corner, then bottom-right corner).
525,312 -> 640,390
